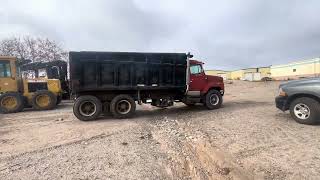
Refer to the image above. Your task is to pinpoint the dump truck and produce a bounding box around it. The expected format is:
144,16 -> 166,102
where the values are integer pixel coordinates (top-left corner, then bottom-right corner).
69,51 -> 224,120
0,56 -> 63,113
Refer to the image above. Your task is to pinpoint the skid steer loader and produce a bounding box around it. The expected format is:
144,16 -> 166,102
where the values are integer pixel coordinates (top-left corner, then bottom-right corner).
0,56 -> 62,113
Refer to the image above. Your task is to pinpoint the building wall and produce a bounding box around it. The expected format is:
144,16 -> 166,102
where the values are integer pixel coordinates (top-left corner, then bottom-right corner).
244,68 -> 258,73
258,67 -> 271,78
231,68 -> 259,80
205,70 -> 226,75
230,70 -> 244,80
271,58 -> 320,80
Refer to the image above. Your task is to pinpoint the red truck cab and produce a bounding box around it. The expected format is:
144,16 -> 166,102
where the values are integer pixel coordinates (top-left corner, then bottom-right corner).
184,59 -> 224,109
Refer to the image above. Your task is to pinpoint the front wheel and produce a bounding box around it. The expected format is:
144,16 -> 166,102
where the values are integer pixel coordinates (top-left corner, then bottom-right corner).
0,92 -> 24,113
110,95 -> 136,119
289,97 -> 320,125
204,90 -> 223,110
73,95 -> 102,121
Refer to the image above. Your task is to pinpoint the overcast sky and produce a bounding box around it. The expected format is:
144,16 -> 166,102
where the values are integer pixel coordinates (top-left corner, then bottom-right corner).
1,0 -> 320,70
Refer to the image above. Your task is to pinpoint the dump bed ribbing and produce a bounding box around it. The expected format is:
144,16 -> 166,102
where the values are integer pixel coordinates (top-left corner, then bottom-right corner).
69,51 -> 188,93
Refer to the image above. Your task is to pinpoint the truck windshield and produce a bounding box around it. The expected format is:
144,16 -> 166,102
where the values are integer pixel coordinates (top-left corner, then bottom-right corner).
190,65 -> 203,74
0,61 -> 12,77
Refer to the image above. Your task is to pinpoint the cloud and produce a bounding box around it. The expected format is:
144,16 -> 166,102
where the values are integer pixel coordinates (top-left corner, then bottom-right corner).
1,0 -> 320,70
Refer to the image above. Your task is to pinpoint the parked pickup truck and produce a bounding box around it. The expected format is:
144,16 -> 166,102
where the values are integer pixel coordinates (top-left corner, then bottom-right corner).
69,51 -> 224,121
276,78 -> 320,125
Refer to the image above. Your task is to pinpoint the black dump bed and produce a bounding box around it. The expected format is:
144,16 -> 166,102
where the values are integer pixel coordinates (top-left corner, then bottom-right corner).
69,51 -> 188,94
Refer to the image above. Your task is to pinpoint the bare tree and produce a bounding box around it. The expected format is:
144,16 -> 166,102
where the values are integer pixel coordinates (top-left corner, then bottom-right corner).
0,36 -> 68,64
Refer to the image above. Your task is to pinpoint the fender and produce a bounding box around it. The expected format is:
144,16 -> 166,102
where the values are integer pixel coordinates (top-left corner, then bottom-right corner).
201,76 -> 224,95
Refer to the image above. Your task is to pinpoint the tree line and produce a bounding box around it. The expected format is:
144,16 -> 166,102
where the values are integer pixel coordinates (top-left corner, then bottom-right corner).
0,36 -> 68,64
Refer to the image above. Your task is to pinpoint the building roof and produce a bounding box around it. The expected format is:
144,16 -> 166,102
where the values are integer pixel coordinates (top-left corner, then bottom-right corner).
205,69 -> 230,72
271,58 -> 320,68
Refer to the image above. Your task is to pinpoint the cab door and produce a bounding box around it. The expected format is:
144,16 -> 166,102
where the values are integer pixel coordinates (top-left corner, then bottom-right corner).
189,64 -> 207,91
0,60 -> 18,93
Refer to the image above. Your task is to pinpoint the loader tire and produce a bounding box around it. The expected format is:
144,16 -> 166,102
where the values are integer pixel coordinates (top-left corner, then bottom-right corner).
0,92 -> 24,113
31,90 -> 57,110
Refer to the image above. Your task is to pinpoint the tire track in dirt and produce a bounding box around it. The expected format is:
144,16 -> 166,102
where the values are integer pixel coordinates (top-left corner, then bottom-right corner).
137,113 -> 260,180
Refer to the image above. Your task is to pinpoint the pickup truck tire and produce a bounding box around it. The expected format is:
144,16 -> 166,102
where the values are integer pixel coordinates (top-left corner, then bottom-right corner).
110,95 -> 136,119
31,90 -> 57,110
0,92 -> 24,113
205,90 -> 223,110
289,97 -> 320,125
73,95 -> 102,121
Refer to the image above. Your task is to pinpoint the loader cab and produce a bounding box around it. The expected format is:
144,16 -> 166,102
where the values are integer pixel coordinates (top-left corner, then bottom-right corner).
0,57 -> 18,93
20,60 -> 69,99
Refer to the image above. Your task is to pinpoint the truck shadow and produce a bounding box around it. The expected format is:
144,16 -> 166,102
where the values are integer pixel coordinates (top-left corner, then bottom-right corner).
95,101 -> 273,121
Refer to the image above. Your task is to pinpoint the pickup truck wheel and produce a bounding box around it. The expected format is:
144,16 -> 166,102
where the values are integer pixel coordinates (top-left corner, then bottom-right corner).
110,95 -> 136,119
289,97 -> 320,125
73,95 -> 102,121
205,90 -> 222,110
0,92 -> 24,113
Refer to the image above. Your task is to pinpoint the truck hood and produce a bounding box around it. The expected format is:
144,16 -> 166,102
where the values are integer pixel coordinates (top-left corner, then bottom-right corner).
207,75 -> 223,83
280,77 -> 320,88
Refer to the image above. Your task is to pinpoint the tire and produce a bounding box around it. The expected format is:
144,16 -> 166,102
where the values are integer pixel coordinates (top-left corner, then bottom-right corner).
204,90 -> 223,110
289,97 -> 320,125
0,92 -> 24,113
31,90 -> 57,110
110,95 -> 136,119
73,95 -> 102,121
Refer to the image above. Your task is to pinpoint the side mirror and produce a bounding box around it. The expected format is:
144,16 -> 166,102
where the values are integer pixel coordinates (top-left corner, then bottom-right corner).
187,52 -> 194,58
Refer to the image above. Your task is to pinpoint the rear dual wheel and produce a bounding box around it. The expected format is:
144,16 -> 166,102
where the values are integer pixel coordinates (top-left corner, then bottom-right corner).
73,95 -> 136,121
110,95 -> 136,119
73,95 -> 102,121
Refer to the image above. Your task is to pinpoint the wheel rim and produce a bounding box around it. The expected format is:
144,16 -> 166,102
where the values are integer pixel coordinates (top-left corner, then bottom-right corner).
116,100 -> 131,115
294,103 -> 310,120
36,95 -> 51,107
79,101 -> 97,117
209,94 -> 219,106
1,96 -> 18,110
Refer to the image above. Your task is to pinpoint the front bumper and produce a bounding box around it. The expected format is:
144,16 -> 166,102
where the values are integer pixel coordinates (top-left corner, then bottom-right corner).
275,96 -> 289,111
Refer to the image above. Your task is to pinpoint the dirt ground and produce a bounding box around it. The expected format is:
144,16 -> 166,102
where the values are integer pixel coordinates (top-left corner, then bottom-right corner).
1,80 -> 320,180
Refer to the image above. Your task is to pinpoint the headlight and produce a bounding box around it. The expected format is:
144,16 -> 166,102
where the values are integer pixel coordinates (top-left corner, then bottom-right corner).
279,88 -> 287,97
